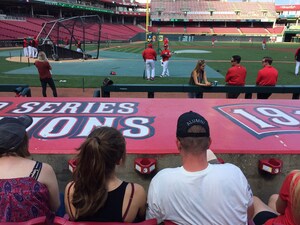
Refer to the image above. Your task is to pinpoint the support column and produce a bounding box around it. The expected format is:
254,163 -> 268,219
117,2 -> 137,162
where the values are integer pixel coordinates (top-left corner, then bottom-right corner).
31,5 -> 34,17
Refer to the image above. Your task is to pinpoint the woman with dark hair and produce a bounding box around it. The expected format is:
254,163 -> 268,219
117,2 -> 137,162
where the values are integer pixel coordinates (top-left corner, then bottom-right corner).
34,51 -> 58,97
64,127 -> 147,222
0,115 -> 60,222
188,60 -> 212,98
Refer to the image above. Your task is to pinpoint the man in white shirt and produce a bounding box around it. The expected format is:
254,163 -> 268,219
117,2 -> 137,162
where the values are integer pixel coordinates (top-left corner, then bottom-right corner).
146,111 -> 254,225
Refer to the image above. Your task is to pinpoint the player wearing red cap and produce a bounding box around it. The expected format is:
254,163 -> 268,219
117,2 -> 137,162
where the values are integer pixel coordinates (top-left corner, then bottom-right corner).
160,44 -> 171,77
142,43 -> 157,81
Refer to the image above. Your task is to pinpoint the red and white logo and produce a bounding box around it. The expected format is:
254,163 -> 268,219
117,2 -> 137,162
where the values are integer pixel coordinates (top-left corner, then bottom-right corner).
215,103 -> 300,139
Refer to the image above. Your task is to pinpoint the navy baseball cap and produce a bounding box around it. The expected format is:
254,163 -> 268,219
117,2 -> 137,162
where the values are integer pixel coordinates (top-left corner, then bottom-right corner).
0,115 -> 33,153
176,111 -> 210,138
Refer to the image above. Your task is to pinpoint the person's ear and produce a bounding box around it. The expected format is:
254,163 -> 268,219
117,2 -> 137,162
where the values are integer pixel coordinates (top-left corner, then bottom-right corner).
176,138 -> 182,151
208,137 -> 212,148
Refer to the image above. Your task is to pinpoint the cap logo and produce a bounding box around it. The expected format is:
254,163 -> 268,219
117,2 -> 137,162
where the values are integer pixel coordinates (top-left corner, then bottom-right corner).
187,118 -> 205,127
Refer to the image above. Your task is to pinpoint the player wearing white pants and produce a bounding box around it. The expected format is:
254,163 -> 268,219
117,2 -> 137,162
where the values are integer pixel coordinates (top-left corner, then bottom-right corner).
160,44 -> 171,77
146,59 -> 155,80
161,60 -> 169,77
295,46 -> 300,76
23,38 -> 28,57
32,36 -> 38,58
295,60 -> 300,76
23,47 -> 28,57
142,43 -> 157,81
28,41 -> 33,58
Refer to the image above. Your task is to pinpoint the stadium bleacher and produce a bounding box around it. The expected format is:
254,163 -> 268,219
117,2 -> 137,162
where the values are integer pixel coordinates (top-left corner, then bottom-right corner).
0,0 -> 291,43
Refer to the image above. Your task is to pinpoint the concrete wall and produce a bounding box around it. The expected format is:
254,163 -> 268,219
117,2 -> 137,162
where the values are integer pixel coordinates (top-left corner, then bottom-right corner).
33,153 -> 300,203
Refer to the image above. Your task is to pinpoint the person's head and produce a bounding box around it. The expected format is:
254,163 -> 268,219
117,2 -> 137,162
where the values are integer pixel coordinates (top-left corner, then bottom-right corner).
148,43 -> 153,48
38,51 -> 48,61
0,115 -> 32,158
164,44 -> 168,49
176,111 -> 211,155
72,126 -> 126,217
290,170 -> 300,225
194,60 -> 206,73
262,56 -> 273,66
231,55 -> 241,65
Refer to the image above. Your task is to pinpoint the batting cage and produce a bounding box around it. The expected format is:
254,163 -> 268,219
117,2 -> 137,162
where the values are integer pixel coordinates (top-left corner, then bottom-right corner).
38,15 -> 101,60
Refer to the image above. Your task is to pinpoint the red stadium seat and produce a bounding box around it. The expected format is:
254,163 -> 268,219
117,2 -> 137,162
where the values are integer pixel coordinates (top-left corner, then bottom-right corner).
0,216 -> 67,225
64,218 -> 157,225
163,221 -> 177,225
0,217 -> 157,225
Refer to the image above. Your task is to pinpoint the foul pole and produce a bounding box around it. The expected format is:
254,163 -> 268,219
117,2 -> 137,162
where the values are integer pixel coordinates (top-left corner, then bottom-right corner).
145,0 -> 149,41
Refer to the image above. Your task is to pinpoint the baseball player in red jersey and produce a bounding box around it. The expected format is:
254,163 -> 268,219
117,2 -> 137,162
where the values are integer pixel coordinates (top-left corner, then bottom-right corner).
160,44 -> 171,77
23,37 -> 28,57
142,43 -> 157,81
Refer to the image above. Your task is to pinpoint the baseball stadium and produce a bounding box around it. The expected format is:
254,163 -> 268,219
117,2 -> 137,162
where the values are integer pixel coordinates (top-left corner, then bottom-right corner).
0,0 -> 300,224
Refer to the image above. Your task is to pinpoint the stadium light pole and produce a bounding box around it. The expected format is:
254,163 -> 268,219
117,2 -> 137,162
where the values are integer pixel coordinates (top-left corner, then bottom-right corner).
145,0 -> 149,41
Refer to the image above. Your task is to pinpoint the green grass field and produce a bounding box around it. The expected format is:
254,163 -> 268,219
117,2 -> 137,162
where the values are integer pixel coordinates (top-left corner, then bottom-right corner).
1,41 -> 299,88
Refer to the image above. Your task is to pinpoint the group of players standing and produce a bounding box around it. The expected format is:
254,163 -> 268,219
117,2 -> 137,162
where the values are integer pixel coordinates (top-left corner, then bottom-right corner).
142,38 -> 172,81
23,36 -> 39,58
142,38 -> 278,100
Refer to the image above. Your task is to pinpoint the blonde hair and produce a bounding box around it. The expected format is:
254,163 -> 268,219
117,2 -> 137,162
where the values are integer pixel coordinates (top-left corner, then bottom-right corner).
38,51 -> 48,61
290,170 -> 300,225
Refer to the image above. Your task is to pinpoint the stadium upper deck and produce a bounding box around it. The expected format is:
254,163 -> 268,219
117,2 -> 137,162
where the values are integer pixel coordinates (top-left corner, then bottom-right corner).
150,0 -> 277,22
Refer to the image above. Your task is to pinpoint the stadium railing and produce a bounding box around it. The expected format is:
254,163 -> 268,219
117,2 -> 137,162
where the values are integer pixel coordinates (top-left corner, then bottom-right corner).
0,84 -> 31,97
96,84 -> 300,99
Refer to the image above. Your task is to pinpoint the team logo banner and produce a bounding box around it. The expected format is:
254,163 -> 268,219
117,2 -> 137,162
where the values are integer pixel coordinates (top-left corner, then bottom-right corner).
215,103 -> 300,139
0,98 -> 299,154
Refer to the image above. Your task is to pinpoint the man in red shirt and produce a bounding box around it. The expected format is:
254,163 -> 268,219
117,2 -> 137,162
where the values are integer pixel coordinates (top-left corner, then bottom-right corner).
142,43 -> 157,81
256,56 -> 278,99
225,55 -> 247,98
160,44 -> 171,77
23,37 -> 28,57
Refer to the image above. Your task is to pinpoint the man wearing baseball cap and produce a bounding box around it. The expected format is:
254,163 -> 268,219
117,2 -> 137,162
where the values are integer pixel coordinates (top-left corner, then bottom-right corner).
142,43 -> 157,81
146,111 -> 254,224
160,44 -> 171,77
0,115 -> 60,222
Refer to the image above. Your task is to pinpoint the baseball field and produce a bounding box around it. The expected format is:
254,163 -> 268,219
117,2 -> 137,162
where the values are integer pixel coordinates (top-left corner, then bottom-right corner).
0,40 -> 299,90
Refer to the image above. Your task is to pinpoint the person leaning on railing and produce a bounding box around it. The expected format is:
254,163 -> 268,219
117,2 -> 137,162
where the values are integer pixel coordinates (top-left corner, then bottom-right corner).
188,60 -> 212,98
225,55 -> 247,99
256,56 -> 278,99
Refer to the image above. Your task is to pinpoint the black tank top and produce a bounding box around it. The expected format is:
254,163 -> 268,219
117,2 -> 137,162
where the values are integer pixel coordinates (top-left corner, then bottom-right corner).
189,70 -> 203,85
77,181 -> 130,222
